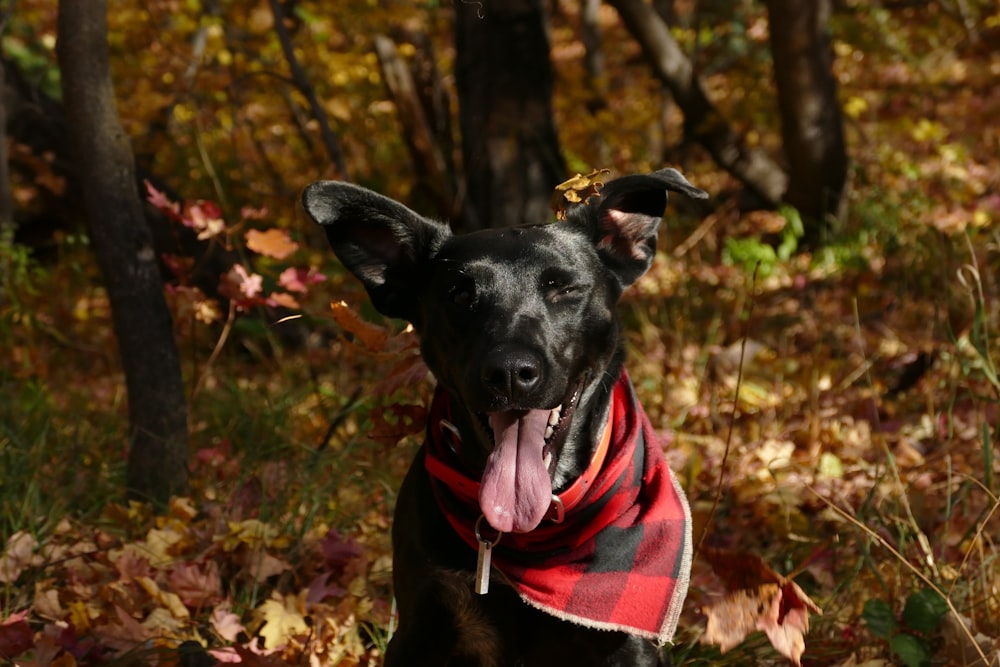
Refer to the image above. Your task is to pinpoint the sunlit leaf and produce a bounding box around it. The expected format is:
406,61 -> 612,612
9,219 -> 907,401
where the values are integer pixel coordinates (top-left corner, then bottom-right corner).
251,595 -> 310,649
245,228 -> 299,260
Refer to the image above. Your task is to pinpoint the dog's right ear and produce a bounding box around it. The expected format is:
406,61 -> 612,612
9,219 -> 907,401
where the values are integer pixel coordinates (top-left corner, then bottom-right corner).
301,181 -> 450,322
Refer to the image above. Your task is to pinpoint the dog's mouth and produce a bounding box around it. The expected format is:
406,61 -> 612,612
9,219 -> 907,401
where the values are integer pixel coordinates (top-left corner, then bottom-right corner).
477,383 -> 581,534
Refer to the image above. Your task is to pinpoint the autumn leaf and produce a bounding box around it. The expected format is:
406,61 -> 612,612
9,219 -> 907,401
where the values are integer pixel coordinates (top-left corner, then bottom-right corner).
318,528 -> 363,575
330,300 -> 390,352
267,291 -> 301,309
188,203 -> 227,240
0,531 -> 41,583
245,228 -> 299,259
373,352 -> 430,397
278,266 -> 326,293
0,611 -> 34,660
701,548 -> 822,666
144,179 -> 181,219
210,605 -> 244,643
168,561 -> 223,609
550,169 -> 611,219
250,594 -> 310,649
219,264 -> 265,309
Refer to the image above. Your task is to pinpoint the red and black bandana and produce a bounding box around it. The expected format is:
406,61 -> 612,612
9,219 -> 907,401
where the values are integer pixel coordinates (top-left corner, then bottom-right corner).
424,371 -> 693,645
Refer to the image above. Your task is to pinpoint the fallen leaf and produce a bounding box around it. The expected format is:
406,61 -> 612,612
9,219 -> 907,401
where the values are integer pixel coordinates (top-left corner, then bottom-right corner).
701,549 -> 822,666
168,561 -> 223,609
306,571 -> 346,605
318,529 -> 363,575
251,595 -> 310,649
0,531 -> 41,583
210,605 -> 244,643
137,576 -> 191,619
245,551 -> 290,584
33,586 -> 65,621
0,611 -> 34,659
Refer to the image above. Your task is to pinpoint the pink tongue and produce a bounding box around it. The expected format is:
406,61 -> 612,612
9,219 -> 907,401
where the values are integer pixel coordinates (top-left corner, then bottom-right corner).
479,409 -> 552,533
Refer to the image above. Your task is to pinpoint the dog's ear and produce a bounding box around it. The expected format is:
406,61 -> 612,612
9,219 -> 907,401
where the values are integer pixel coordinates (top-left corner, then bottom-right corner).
581,168 -> 707,287
301,181 -> 450,322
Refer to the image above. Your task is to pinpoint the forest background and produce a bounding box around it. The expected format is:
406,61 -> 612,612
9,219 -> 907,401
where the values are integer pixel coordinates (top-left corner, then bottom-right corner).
1,0 -> 999,665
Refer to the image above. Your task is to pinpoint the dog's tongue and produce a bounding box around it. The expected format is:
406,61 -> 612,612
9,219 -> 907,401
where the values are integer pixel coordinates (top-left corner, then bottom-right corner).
479,409 -> 552,533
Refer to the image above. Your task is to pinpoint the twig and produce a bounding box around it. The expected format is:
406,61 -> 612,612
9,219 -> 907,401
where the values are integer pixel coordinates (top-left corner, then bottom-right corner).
696,261 -> 760,557
268,0 -> 349,179
852,298 -> 939,578
193,300 -> 236,398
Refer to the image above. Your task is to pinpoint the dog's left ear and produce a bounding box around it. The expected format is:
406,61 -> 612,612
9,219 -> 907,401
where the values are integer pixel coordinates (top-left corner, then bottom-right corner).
581,168 -> 707,287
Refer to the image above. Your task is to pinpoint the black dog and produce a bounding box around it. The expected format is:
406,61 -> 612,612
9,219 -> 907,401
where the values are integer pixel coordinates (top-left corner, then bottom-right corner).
303,169 -> 706,666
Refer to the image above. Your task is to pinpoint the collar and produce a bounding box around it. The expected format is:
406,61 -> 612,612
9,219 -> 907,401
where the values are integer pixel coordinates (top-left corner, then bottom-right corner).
424,380 -> 617,525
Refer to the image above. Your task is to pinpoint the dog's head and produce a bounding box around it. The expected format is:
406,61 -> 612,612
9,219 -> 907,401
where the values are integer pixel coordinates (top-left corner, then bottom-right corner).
303,170 -> 706,533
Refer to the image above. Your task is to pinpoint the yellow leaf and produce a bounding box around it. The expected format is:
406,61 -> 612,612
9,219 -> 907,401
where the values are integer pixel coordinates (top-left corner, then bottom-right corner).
137,577 -> 190,619
551,169 -> 611,219
251,595 -> 310,649
168,497 -> 198,522
68,600 -> 99,632
844,96 -> 868,119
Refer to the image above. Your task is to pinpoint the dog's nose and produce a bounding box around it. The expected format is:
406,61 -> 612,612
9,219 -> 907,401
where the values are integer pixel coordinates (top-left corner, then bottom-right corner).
481,348 -> 542,401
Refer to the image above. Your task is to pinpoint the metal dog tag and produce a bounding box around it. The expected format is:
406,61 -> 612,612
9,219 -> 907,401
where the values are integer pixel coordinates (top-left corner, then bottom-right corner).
475,538 -> 493,594
474,515 -> 501,595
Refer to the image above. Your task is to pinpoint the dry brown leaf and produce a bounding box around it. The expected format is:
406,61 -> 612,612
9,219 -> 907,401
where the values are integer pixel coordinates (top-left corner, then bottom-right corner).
0,531 -> 42,583
701,549 -> 822,666
168,561 -> 223,608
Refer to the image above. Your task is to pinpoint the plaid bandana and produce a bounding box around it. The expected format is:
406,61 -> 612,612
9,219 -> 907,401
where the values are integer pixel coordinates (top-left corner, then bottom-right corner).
424,371 -> 693,645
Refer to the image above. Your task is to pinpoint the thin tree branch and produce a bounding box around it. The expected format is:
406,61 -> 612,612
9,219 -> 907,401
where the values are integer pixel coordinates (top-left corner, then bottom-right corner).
268,0 -> 349,179
607,0 -> 788,205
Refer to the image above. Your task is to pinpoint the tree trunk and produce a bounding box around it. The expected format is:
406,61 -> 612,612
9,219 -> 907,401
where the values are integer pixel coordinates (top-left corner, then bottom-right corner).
374,33 -> 461,220
766,0 -> 849,242
454,0 -> 565,231
57,0 -> 189,505
608,0 -> 788,206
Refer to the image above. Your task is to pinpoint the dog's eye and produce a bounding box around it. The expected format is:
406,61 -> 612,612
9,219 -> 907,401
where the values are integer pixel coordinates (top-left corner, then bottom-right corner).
449,280 -> 475,308
544,278 -> 578,303
452,288 -> 472,307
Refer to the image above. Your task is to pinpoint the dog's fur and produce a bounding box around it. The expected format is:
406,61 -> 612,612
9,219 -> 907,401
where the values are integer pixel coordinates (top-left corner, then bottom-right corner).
303,170 -> 706,666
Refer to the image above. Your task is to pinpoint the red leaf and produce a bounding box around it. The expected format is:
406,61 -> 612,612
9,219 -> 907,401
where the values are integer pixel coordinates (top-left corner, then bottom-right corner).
144,180 -> 181,219
0,611 -> 34,659
318,528 -> 362,574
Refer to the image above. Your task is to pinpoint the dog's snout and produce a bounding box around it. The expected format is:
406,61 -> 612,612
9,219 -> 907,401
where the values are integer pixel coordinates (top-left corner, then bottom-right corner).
482,348 -> 542,401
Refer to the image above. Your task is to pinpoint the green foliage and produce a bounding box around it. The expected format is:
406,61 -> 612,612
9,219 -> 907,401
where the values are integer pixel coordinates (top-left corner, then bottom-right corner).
862,599 -> 897,640
901,588 -> 949,634
721,205 -> 803,276
1,27 -> 61,100
863,588 -> 948,667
